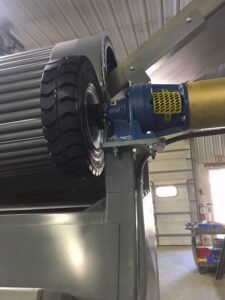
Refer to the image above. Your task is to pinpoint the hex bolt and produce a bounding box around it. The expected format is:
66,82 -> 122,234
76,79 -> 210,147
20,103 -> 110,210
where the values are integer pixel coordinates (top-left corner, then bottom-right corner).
186,16 -> 192,23
182,115 -> 186,122
113,147 -> 118,157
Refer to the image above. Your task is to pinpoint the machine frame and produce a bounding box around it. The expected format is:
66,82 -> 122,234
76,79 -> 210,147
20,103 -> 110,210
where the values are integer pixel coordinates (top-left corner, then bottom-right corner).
0,0 -> 225,299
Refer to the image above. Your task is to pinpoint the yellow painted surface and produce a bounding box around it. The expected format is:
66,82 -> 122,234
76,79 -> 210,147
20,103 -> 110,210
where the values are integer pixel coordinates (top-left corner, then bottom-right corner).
187,78 -> 225,129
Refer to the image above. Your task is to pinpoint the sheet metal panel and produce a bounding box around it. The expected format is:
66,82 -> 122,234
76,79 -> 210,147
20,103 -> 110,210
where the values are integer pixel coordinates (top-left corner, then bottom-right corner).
0,222 -> 119,300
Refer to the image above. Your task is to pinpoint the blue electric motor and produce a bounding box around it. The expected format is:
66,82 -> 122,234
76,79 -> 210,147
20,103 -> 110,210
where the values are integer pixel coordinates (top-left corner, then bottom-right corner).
108,83 -> 189,141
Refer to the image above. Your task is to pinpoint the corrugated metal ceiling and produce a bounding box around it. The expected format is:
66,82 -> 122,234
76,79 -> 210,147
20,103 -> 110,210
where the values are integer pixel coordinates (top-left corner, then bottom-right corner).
0,0 -> 191,62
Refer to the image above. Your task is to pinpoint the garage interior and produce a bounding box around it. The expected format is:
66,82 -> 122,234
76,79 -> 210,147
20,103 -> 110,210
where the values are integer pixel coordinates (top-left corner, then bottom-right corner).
0,0 -> 225,299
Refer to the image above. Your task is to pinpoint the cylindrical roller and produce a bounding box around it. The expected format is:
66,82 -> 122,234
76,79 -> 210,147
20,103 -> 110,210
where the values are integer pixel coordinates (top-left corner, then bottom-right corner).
0,167 -> 54,178
0,89 -> 40,104
0,48 -> 52,62
0,78 -> 41,94
0,62 -> 48,77
0,55 -> 51,70
0,98 -> 40,114
0,108 -> 40,123
0,137 -> 46,152
0,34 -> 117,178
0,70 -> 43,85
187,78 -> 225,129
0,153 -> 50,167
0,47 -> 50,176
0,160 -> 54,172
0,119 -> 42,134
0,147 -> 47,160
0,129 -> 43,143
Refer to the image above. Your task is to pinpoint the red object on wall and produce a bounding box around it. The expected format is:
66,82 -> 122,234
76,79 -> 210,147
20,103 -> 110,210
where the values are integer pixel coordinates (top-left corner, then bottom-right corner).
199,204 -> 207,222
196,247 -> 212,258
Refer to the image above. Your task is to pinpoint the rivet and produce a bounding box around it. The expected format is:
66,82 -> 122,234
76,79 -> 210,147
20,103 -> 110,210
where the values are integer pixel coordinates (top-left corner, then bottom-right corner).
186,17 -> 192,23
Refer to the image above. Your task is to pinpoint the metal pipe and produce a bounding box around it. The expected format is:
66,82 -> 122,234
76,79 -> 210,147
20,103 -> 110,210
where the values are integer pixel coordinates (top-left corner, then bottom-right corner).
0,153 -> 50,166
0,147 -> 47,160
0,108 -> 40,123
0,88 -> 40,104
0,47 -> 51,60
0,119 -> 42,134
0,78 -> 40,94
0,137 -> 46,152
0,167 -> 55,178
0,160 -> 54,172
0,50 -> 51,63
0,62 -> 47,77
0,70 -> 43,85
0,165 -> 54,177
0,99 -> 40,114
0,55 -> 51,70
0,129 -> 43,142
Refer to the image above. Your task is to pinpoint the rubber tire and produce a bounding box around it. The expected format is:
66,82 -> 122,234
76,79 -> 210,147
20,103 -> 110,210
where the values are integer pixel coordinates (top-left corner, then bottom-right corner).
40,56 -> 104,177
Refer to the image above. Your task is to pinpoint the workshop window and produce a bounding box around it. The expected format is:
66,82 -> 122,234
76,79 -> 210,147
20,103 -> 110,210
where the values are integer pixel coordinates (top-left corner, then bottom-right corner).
156,186 -> 177,198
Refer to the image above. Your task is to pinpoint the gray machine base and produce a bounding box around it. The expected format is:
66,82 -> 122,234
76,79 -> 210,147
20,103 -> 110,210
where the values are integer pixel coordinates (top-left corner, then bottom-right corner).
0,150 -> 159,300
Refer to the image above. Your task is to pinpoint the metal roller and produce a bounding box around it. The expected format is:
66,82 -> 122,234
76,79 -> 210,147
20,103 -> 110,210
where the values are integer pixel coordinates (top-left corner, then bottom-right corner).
0,129 -> 43,143
0,137 -> 46,152
0,99 -> 40,114
0,119 -> 42,134
0,89 -> 40,104
0,34 -> 117,177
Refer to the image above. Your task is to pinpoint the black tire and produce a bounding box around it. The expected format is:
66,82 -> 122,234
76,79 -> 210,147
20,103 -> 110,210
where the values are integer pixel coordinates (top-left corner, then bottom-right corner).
40,56 -> 105,177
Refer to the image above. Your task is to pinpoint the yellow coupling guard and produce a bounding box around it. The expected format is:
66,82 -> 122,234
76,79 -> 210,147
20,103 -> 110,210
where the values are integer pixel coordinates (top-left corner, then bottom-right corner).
153,90 -> 182,123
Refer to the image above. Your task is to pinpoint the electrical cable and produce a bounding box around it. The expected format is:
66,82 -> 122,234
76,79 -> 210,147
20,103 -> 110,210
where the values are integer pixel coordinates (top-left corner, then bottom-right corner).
165,128 -> 225,145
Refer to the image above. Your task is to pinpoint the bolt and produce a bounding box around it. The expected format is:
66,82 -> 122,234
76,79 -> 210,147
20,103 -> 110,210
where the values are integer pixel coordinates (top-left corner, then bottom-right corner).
149,144 -> 157,159
113,147 -> 118,157
130,66 -> 135,71
182,115 -> 186,122
186,16 -> 192,23
53,89 -> 57,98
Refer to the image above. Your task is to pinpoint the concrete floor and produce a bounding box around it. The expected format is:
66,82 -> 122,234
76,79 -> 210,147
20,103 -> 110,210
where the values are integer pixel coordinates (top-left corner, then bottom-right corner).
157,246 -> 225,300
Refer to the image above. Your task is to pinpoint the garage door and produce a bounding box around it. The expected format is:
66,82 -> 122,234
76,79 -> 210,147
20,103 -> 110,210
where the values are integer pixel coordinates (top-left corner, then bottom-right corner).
149,139 -> 198,245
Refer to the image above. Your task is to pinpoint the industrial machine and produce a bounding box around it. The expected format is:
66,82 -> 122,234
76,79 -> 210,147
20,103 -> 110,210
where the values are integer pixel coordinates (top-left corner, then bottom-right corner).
1,0 -> 225,299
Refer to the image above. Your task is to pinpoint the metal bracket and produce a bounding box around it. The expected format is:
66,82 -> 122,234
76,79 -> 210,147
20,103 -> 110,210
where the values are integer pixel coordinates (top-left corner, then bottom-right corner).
108,6 -> 208,96
102,137 -> 166,150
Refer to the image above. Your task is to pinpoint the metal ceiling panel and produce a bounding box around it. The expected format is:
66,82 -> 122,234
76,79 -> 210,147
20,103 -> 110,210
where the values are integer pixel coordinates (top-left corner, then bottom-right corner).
0,0 -> 44,48
127,0 -> 149,47
34,0 -> 78,40
0,0 -> 191,62
109,0 -> 137,55
163,0 -> 177,24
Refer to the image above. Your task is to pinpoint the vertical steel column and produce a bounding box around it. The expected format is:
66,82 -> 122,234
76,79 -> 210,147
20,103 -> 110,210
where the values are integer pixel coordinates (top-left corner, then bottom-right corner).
105,149 -> 159,300
105,149 -> 137,300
